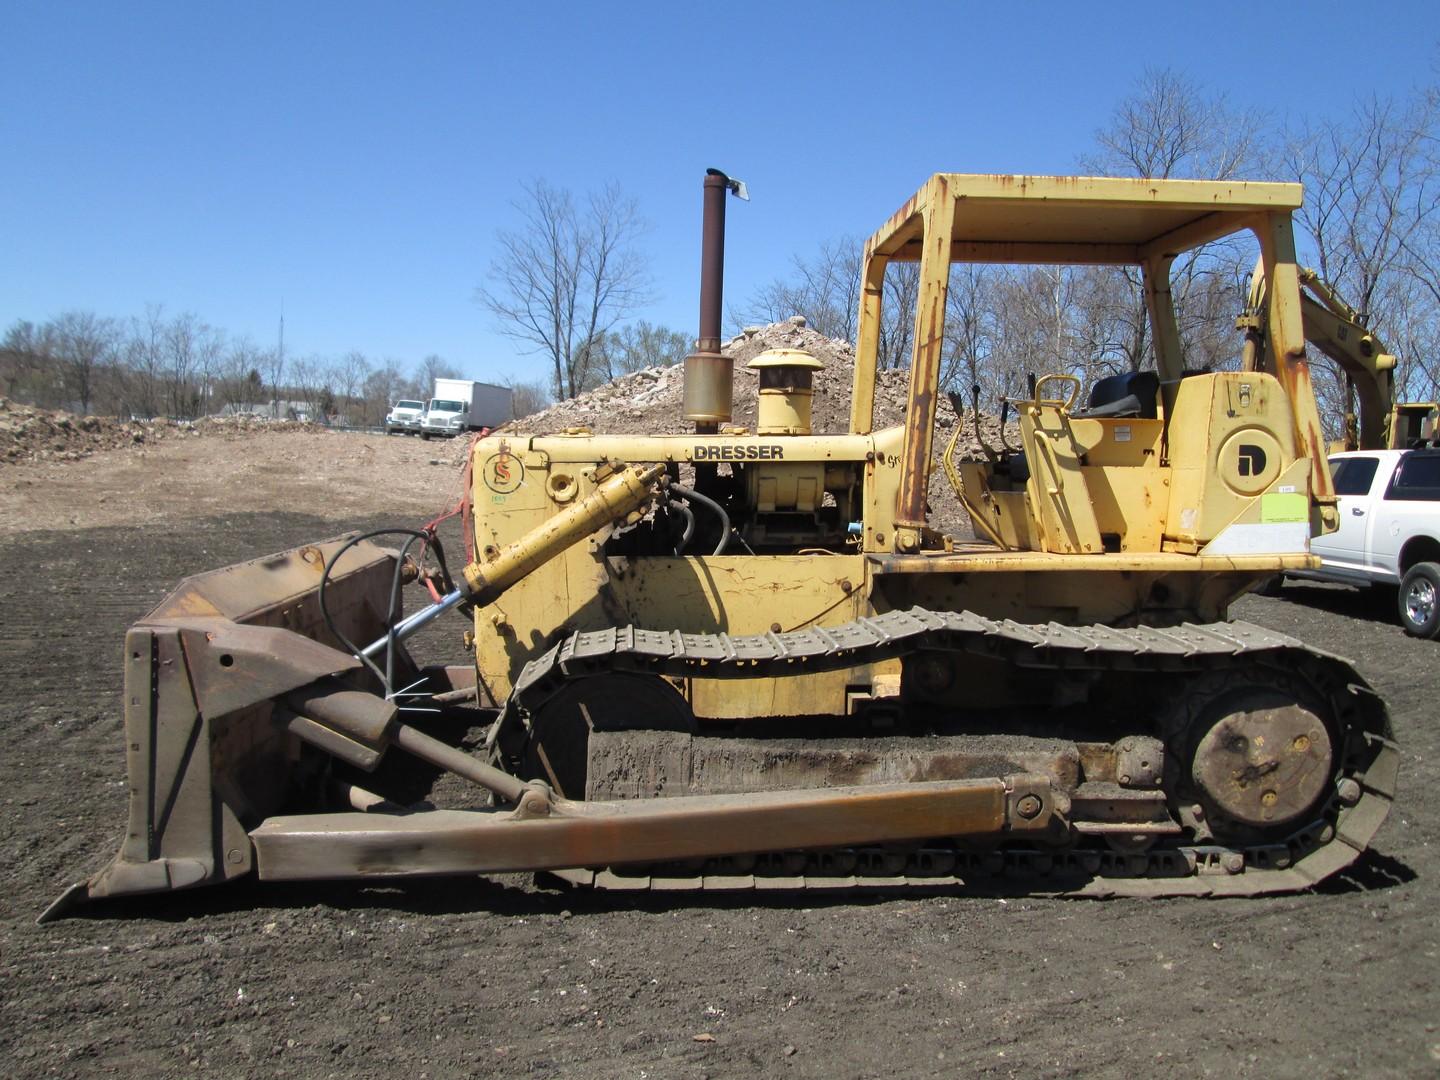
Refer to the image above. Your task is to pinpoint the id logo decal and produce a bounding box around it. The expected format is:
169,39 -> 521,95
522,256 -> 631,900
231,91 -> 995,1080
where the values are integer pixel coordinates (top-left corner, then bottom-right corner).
482,452 -> 525,494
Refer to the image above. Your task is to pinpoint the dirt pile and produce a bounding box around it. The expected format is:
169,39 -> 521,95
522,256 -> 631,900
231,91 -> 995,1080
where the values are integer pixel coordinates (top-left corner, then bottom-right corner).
496,316 -> 1013,446
485,317 -> 1017,535
0,398 -> 316,465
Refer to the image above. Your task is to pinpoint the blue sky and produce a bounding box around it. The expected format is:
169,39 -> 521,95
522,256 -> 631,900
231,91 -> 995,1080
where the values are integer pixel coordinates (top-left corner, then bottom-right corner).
3,1 -> 1436,386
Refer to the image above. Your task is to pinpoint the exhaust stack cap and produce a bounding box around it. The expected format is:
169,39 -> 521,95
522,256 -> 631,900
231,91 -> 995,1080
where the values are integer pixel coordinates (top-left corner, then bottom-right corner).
749,349 -> 824,435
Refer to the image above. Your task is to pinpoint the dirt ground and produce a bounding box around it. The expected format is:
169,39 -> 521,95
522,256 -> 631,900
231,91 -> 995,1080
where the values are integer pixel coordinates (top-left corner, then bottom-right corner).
1,430 -> 1438,1079
0,428 -> 462,536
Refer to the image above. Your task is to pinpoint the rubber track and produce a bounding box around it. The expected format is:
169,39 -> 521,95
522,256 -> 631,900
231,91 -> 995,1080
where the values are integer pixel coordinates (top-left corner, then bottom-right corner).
500,609 -> 1399,898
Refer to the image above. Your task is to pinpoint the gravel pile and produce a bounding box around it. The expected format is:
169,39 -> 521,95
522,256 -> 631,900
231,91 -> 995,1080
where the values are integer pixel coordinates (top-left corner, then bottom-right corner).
485,317 -> 1018,536
0,398 -> 316,465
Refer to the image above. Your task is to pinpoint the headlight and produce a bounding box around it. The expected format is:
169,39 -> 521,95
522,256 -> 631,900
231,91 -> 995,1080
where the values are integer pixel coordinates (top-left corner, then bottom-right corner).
449,417 -> 463,427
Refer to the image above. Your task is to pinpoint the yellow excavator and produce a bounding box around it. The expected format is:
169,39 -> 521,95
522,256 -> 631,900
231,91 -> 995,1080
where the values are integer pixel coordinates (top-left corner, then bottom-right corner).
45,172 -> 1397,920
1240,258 -> 1437,451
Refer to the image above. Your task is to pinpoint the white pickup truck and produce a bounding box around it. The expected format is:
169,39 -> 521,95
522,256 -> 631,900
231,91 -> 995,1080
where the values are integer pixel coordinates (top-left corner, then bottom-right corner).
384,399 -> 426,435
1284,448 -> 1440,637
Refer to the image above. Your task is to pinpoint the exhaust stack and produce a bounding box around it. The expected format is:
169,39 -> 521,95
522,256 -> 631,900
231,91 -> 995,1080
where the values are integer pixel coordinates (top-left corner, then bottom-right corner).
682,168 -> 748,431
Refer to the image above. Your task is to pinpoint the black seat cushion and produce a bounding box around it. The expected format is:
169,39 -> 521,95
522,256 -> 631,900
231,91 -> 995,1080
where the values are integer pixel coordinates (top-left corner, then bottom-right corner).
1075,371 -> 1159,420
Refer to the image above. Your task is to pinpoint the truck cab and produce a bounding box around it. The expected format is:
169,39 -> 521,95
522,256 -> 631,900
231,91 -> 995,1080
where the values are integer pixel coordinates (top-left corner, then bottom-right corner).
420,397 -> 469,439
1288,448 -> 1440,636
385,399 -> 425,435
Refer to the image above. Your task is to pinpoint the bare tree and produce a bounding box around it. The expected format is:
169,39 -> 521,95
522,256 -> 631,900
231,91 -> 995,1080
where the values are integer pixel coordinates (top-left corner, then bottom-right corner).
1287,93 -> 1438,320
992,268 -> 1081,385
1067,266 -> 1149,377
215,336 -> 266,412
940,265 -> 998,399
122,304 -> 167,418
331,350 -> 371,425
393,361 -> 426,402
1387,284 -> 1440,405
739,279 -> 808,335
414,354 -> 461,398
363,361 -> 408,424
874,261 -> 921,371
288,356 -> 333,420
195,325 -> 226,415
1083,67 -> 1269,181
740,237 -> 863,343
1,319 -> 54,403
503,376 -> 552,420
160,312 -> 225,418
50,310 -> 119,414
596,320 -> 690,381
1077,68 -> 1270,380
1286,88 -> 1439,426
262,342 -> 286,417
161,313 -> 197,417
479,179 -> 652,400
739,238 -> 918,370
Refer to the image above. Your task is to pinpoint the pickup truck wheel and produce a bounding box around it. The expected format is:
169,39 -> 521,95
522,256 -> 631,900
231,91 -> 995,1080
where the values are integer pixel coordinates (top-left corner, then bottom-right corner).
1398,562 -> 1440,638
419,431 -> 430,441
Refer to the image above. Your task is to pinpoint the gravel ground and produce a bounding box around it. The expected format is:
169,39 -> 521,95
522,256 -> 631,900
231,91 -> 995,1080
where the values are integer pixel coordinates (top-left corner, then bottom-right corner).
0,432 -> 1437,1079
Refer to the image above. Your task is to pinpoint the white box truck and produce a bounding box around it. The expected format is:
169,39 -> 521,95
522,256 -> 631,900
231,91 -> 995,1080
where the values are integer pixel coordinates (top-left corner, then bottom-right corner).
420,379 -> 514,439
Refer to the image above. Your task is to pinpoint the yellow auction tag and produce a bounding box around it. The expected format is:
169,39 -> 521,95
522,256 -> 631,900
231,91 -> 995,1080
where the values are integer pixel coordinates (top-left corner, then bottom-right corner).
1260,492 -> 1308,523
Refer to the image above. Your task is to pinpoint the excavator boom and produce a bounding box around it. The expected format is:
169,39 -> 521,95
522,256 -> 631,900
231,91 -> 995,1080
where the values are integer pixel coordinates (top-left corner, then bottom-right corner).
1242,257 -> 1438,450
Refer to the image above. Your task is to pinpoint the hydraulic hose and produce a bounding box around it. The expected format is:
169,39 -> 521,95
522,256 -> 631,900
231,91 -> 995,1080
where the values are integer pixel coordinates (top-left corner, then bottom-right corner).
356,462 -> 666,661
671,501 -> 696,554
668,482 -> 730,555
319,527 -> 455,696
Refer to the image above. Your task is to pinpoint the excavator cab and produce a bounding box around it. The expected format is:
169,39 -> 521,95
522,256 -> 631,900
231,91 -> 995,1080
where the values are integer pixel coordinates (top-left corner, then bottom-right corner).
1391,401 -> 1439,448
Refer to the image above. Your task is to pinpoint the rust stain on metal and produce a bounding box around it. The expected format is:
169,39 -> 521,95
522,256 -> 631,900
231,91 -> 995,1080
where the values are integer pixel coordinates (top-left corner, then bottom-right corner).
251,776 -> 1050,881
1275,345 -> 1332,500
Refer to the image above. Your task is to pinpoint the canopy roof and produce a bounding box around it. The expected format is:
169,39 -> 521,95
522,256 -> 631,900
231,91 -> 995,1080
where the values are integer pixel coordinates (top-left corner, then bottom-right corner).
867,174 -> 1303,266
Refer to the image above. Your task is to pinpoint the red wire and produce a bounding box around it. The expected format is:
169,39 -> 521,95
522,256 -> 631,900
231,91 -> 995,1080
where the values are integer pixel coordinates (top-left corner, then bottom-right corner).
418,432 -> 480,585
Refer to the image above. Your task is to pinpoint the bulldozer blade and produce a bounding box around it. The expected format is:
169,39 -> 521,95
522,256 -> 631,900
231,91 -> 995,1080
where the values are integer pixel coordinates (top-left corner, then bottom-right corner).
41,535 -> 405,922
250,774 -> 1056,882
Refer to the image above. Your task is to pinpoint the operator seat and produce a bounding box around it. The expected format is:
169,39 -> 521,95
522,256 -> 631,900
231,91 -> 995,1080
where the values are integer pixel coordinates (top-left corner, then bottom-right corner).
1072,370 -> 1159,420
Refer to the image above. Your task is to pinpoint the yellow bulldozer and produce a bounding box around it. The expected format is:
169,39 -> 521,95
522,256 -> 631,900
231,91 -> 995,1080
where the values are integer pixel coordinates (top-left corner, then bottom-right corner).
45,171 -> 1398,920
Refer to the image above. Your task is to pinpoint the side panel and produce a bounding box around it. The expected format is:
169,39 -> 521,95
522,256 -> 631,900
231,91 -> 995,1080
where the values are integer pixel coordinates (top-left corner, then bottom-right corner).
1077,466 -> 1169,552
871,565 -> 1251,629
1164,372 -> 1300,550
470,384 -> 515,428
